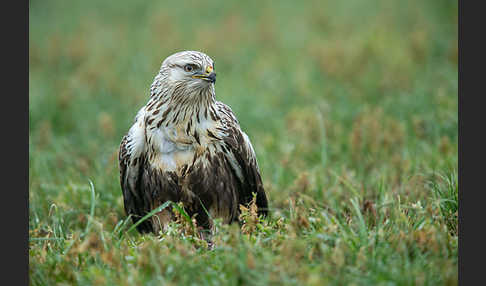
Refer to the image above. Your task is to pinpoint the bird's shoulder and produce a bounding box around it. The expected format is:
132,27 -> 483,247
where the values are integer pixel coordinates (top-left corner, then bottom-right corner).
212,101 -> 258,167
215,101 -> 239,128
119,107 -> 147,163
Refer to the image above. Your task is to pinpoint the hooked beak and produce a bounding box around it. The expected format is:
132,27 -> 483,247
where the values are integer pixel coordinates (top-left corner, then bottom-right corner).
192,66 -> 216,83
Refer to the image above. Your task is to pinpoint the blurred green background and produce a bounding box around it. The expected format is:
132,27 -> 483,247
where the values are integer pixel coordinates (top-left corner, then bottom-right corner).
30,0 -> 458,285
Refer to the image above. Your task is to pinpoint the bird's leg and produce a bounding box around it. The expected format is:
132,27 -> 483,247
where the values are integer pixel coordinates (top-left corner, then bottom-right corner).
151,209 -> 173,235
192,210 -> 215,249
197,227 -> 214,250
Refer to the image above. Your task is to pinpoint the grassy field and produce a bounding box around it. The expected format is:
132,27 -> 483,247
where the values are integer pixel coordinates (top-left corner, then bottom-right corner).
29,0 -> 458,285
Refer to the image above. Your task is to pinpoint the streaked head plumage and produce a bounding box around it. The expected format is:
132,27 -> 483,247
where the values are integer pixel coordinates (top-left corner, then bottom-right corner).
146,51 -> 218,125
158,51 -> 216,89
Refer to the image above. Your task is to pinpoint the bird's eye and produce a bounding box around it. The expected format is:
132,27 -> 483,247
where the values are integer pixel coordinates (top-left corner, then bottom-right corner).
184,64 -> 195,72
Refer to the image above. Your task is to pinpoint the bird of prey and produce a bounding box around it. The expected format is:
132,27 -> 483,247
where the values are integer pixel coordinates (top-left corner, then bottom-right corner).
119,51 -> 268,237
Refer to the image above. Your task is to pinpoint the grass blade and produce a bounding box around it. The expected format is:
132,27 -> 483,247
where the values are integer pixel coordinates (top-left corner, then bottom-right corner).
126,201 -> 173,234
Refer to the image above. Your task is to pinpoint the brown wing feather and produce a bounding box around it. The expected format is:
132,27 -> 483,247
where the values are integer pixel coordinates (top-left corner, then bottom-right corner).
224,128 -> 268,217
217,102 -> 269,217
119,135 -> 153,233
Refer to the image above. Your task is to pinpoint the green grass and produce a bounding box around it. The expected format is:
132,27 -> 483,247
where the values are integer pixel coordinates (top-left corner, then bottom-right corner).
29,0 -> 458,285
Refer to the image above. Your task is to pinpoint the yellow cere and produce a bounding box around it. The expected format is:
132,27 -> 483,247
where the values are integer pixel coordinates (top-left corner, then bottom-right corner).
206,66 -> 213,74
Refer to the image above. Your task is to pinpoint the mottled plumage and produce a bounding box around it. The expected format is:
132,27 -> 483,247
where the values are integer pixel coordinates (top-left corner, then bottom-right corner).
119,51 -> 268,236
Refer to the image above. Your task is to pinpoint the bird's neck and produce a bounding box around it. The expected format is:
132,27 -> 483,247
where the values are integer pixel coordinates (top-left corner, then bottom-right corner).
143,87 -> 221,144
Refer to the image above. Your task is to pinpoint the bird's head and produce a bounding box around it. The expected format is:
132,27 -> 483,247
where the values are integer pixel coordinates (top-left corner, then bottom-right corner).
157,51 -> 216,94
